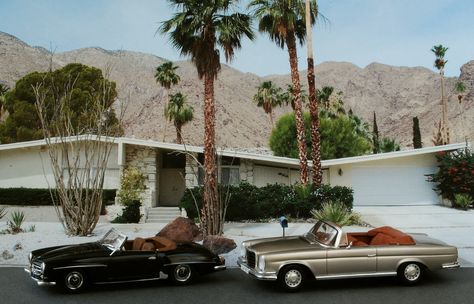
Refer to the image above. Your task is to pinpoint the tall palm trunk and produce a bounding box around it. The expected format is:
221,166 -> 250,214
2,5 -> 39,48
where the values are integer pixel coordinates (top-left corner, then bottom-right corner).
162,88 -> 169,141
286,32 -> 309,185
175,121 -> 183,144
306,0 -> 322,186
440,71 -> 449,144
202,74 -> 219,236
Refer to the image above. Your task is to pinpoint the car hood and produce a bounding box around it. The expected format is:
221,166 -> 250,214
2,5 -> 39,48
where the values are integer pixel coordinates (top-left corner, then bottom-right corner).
36,242 -> 107,262
248,236 -> 321,254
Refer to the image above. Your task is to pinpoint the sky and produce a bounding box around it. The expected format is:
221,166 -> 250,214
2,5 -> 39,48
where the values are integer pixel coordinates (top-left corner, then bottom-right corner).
0,0 -> 473,77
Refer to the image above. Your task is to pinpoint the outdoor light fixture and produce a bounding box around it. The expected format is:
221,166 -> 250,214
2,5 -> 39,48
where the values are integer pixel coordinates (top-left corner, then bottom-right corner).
338,168 -> 343,176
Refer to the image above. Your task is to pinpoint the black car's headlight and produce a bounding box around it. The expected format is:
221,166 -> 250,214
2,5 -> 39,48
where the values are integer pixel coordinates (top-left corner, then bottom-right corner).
28,253 -> 33,263
41,262 -> 46,273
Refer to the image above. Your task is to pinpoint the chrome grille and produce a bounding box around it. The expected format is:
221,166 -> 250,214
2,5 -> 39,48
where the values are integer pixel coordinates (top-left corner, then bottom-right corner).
32,261 -> 43,276
246,250 -> 256,269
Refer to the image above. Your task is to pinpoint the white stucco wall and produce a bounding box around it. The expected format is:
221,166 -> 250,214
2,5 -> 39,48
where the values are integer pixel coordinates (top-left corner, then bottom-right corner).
0,144 -> 120,189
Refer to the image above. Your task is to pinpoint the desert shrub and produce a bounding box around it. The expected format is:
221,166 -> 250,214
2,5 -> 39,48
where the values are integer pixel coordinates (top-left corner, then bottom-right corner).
7,210 -> 25,233
311,201 -> 361,226
0,188 -> 116,206
454,193 -> 472,209
430,148 -> 474,202
117,166 -> 146,205
180,183 -> 354,221
111,201 -> 142,223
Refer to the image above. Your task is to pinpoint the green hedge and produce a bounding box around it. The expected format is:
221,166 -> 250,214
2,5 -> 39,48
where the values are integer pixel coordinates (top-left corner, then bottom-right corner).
0,188 -> 117,206
180,183 -> 353,221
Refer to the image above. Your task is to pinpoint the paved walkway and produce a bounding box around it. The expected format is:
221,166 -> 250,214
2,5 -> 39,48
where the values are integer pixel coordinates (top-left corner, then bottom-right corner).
355,205 -> 474,267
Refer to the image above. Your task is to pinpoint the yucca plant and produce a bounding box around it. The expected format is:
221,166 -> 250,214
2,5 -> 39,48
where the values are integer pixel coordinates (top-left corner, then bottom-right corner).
311,201 -> 361,226
454,193 -> 472,210
8,210 -> 25,234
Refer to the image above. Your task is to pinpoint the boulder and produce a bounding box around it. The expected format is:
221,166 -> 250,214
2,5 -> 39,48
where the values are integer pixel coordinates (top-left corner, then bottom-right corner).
203,235 -> 237,255
157,217 -> 202,242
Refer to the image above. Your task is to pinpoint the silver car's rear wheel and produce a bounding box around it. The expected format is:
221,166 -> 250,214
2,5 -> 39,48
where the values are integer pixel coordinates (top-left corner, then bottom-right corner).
63,270 -> 86,292
278,265 -> 306,292
398,263 -> 423,285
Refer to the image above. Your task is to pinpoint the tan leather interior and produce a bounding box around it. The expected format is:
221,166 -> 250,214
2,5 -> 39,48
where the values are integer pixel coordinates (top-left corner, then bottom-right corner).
146,236 -> 177,252
132,237 -> 146,250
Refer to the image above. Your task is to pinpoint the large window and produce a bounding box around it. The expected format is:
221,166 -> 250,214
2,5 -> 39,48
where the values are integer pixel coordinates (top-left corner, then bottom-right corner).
197,155 -> 240,185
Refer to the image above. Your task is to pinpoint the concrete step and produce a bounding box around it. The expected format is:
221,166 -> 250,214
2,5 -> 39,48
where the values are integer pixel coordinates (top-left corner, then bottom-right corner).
145,207 -> 181,223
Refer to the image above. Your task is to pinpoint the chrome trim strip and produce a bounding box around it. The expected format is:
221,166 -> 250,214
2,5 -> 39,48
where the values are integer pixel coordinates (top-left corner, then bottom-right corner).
316,272 -> 397,280
53,264 -> 108,270
442,262 -> 460,269
94,272 -> 168,285
163,261 -> 216,266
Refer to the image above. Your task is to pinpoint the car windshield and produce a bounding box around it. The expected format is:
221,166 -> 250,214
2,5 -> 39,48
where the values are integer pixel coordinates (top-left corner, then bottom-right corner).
305,221 -> 339,246
99,228 -> 127,252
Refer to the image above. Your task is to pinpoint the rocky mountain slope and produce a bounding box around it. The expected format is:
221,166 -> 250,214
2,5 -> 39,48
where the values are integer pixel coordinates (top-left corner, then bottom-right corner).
1,31 -> 472,149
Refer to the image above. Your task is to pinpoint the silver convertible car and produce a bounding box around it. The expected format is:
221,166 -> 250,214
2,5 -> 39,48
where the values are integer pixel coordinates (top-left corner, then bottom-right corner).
238,220 -> 459,291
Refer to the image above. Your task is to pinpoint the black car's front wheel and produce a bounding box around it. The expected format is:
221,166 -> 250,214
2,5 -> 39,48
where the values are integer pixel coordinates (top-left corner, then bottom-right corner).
62,270 -> 86,292
170,264 -> 194,285
278,265 -> 306,292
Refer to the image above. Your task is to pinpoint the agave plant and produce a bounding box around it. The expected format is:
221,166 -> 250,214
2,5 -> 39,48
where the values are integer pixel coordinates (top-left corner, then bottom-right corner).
8,210 -> 25,234
0,207 -> 6,220
454,193 -> 472,210
311,201 -> 361,226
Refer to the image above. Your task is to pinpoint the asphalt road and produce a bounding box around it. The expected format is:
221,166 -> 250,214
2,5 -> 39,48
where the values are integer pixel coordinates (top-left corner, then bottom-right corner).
1,267 -> 473,304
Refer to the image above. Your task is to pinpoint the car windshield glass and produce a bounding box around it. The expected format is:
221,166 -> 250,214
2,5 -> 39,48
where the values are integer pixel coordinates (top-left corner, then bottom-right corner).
307,221 -> 338,246
99,229 -> 127,251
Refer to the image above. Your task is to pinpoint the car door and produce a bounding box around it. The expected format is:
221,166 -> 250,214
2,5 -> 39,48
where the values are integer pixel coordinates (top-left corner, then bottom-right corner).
326,246 -> 377,276
106,250 -> 163,281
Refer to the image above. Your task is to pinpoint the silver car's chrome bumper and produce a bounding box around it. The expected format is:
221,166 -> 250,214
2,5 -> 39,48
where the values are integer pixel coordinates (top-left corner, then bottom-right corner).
237,258 -> 277,281
442,261 -> 460,269
24,268 -> 56,286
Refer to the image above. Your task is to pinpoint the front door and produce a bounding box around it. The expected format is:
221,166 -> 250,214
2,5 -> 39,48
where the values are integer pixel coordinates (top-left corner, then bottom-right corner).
326,247 -> 377,276
159,168 -> 186,206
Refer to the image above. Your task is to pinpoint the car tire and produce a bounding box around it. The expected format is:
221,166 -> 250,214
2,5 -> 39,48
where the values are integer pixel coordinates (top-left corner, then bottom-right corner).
62,270 -> 86,293
278,265 -> 306,292
398,262 -> 423,285
169,264 -> 194,285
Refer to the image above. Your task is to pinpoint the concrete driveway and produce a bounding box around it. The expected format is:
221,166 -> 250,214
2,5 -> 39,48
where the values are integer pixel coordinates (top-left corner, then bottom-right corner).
355,205 -> 474,267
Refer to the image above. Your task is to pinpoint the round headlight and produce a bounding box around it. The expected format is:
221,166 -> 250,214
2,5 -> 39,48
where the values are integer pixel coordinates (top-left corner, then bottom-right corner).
41,262 -> 46,272
28,253 -> 33,263
258,255 -> 265,272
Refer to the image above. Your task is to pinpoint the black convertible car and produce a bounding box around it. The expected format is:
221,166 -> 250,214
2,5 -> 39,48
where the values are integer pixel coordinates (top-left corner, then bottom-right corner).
25,228 -> 226,292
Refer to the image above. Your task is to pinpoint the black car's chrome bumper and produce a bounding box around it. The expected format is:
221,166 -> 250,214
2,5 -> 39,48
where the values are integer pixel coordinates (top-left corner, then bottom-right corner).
237,258 -> 277,280
24,268 -> 56,286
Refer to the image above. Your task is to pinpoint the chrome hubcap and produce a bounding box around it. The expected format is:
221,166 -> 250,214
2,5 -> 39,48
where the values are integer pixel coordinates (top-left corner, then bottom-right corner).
65,271 -> 84,290
174,264 -> 192,282
284,269 -> 302,288
404,264 -> 421,281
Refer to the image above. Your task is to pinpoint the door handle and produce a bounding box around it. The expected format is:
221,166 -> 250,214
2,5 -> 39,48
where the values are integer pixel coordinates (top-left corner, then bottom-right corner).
367,254 -> 376,257
148,256 -> 157,260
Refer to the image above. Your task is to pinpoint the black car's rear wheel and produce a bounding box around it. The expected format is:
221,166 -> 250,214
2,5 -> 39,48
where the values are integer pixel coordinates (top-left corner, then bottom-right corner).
278,265 -> 306,292
398,262 -> 423,285
170,264 -> 194,285
62,270 -> 86,292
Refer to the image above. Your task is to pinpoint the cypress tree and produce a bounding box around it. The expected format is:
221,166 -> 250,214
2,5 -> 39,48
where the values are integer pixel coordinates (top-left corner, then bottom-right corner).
413,116 -> 422,148
372,111 -> 380,154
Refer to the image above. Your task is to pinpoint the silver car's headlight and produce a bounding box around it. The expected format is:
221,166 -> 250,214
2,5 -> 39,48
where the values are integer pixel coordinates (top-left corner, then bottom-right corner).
240,244 -> 246,259
258,255 -> 265,272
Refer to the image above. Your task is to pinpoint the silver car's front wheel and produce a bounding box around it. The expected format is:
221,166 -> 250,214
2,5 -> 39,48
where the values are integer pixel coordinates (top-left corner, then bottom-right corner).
398,263 -> 423,285
279,265 -> 306,292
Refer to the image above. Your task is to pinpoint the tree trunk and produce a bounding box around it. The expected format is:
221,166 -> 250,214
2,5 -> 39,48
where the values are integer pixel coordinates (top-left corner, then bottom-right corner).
175,122 -> 182,144
201,74 -> 219,236
269,111 -> 274,129
440,72 -> 449,144
162,88 -> 169,142
306,0 -> 322,186
286,33 -> 309,185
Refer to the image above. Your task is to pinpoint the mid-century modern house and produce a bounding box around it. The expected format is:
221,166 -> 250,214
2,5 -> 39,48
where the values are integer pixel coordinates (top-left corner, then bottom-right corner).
0,136 -> 468,217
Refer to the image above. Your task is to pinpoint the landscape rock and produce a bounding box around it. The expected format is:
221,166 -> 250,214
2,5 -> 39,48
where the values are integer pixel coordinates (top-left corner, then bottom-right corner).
203,235 -> 237,255
157,217 -> 202,242
2,250 -> 13,260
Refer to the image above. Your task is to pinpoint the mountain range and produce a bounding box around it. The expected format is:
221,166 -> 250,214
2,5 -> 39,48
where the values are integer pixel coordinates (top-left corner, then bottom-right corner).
0,31 -> 472,150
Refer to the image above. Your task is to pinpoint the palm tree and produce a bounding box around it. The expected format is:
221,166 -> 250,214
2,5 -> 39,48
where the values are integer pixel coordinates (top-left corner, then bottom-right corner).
253,81 -> 282,128
160,0 -> 254,236
280,84 -> 307,110
431,44 -> 449,145
316,86 -> 333,111
305,0 -> 322,185
249,0 -> 318,185
0,83 -> 8,121
155,61 -> 181,141
164,92 -> 194,144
